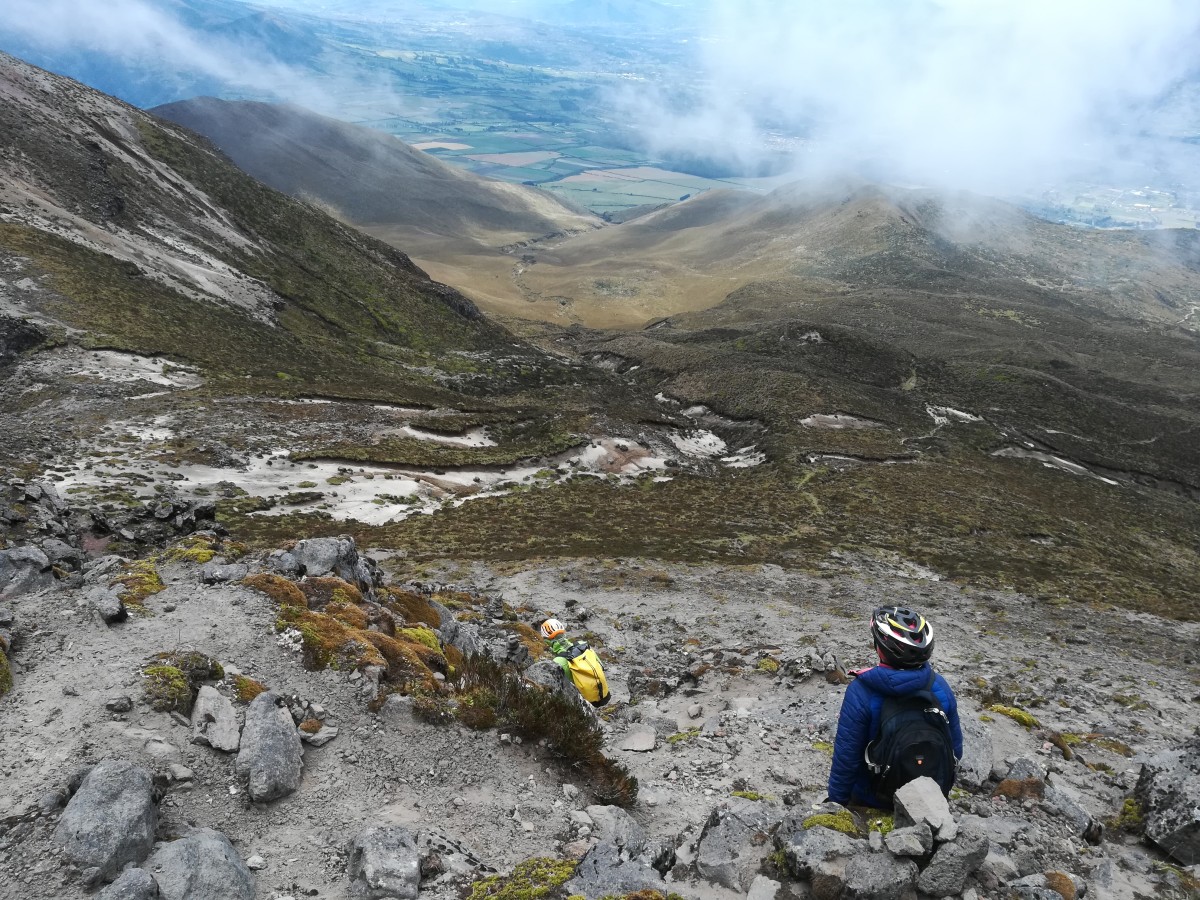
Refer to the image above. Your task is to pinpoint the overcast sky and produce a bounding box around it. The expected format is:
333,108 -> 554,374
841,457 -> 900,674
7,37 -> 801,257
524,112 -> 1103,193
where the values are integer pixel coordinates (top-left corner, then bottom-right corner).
2,0 -> 1197,195
621,0 -> 1200,193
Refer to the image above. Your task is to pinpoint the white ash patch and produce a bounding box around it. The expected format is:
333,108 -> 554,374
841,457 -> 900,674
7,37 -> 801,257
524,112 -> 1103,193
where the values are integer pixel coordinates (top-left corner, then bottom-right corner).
722,446 -> 767,468
668,430 -> 727,458
927,405 -> 983,426
800,413 -> 885,430
22,348 -> 203,389
399,426 -> 496,448
992,446 -> 1120,486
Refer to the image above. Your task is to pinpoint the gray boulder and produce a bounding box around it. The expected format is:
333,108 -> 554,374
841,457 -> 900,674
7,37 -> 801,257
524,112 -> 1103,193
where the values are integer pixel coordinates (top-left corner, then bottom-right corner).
884,822 -> 933,857
1135,734 -> 1200,865
523,659 -> 599,723
0,545 -> 55,598
53,758 -> 157,884
145,828 -> 254,900
842,852 -> 919,900
563,842 -> 663,897
289,536 -> 377,589
235,691 -> 303,802
198,562 -> 249,585
97,868 -> 159,899
191,686 -> 240,752
347,825 -> 420,899
957,715 -> 993,791
432,600 -> 484,658
916,821 -> 989,897
1044,783 -> 1098,838
894,777 -> 955,839
695,798 -> 783,891
585,804 -> 647,856
87,586 -> 128,624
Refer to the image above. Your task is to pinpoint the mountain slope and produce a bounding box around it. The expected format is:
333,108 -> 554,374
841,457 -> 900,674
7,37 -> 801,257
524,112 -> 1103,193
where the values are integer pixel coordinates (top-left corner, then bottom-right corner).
150,97 -> 600,256
0,51 -> 562,405
508,180 -> 1200,328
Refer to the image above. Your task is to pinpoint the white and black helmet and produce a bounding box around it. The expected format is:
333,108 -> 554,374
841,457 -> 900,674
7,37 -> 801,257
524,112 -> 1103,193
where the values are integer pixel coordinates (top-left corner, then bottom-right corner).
871,606 -> 934,668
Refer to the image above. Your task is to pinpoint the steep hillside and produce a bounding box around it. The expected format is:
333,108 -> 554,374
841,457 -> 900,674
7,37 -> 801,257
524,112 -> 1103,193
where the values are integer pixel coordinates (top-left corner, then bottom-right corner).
150,97 -> 600,255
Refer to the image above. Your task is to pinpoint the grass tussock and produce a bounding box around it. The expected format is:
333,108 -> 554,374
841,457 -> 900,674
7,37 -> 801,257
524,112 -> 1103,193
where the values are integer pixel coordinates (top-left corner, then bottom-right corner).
456,655 -> 637,807
232,674 -> 267,703
111,558 -> 166,606
383,587 -> 443,628
243,573 -> 308,608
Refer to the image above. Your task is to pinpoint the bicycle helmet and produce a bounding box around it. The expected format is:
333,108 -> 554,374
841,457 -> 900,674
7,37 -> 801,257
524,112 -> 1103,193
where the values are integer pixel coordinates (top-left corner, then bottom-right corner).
871,606 -> 933,668
540,618 -> 566,640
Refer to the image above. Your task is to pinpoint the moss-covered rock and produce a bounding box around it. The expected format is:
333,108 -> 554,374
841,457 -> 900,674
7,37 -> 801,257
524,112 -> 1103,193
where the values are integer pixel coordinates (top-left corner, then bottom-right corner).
232,675 -> 267,703
111,558 -> 165,606
802,810 -> 861,836
988,704 -> 1039,728
467,858 -> 578,900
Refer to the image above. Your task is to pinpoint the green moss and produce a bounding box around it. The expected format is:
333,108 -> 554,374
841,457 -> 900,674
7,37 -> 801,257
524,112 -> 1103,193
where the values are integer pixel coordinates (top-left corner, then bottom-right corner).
399,626 -> 442,652
802,811 -> 861,837
812,741 -> 834,756
1107,797 -> 1144,832
666,728 -> 700,745
867,813 -> 895,834
111,558 -> 166,605
143,665 -> 192,713
988,705 -> 1039,728
0,652 -> 12,698
468,858 -> 578,900
757,658 -> 780,674
164,546 -> 216,564
732,790 -> 772,802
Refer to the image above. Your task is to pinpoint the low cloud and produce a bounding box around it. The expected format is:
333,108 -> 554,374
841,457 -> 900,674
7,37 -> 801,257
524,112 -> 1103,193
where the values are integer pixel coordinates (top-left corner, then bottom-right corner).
0,0 -> 319,106
619,0 -> 1200,194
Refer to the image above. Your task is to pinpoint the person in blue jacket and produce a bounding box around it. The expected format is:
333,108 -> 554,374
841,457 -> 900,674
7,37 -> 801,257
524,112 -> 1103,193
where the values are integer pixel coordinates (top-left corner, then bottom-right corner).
827,605 -> 963,807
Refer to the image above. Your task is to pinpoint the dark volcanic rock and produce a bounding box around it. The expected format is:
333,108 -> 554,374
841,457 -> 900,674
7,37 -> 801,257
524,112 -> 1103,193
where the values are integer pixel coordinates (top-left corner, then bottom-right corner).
347,825 -> 421,899
235,690 -> 303,802
53,758 -> 157,884
145,828 -> 254,900
1135,734 -> 1200,865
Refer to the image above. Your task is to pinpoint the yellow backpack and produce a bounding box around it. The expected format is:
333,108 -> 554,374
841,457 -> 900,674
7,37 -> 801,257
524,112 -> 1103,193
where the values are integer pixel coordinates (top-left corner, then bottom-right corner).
562,644 -> 610,707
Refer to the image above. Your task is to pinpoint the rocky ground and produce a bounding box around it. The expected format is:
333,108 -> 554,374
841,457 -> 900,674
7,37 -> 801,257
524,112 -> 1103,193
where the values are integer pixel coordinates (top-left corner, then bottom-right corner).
2,482 -> 1199,899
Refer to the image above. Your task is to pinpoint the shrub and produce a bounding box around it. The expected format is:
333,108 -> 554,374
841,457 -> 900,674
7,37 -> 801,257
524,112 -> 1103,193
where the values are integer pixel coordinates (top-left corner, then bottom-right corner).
243,573 -> 308,608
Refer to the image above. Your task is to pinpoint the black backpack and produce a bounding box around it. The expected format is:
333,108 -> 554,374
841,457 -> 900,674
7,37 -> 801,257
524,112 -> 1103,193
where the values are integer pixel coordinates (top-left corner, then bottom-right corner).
865,669 -> 956,803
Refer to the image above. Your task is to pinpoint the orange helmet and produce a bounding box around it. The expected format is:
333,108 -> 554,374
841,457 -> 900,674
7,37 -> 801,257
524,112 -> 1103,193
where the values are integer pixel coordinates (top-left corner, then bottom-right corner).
540,618 -> 566,640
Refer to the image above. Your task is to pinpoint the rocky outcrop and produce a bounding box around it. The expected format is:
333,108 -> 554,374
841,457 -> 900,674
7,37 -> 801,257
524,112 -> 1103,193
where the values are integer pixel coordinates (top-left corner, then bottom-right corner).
585,804 -> 647,856
562,842 -> 664,897
0,545 -> 55,599
916,820 -> 989,897
894,777 -> 956,839
97,868 -> 160,900
87,585 -> 128,624
842,852 -> 919,899
191,685 -> 240,752
53,758 -> 157,884
1135,734 -> 1200,865
144,828 -> 255,900
695,797 -> 783,891
269,536 -> 379,593
235,690 -> 303,802
347,825 -> 421,900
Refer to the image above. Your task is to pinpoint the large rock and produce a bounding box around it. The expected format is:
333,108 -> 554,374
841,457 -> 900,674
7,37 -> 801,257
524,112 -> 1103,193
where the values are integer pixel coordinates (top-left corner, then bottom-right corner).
563,842 -> 663,897
415,828 -> 493,879
1135,734 -> 1200,865
916,821 -> 989,897
145,828 -> 254,900
97,868 -> 160,899
198,562 -> 248,584
86,586 -> 128,624
0,545 -> 55,598
894,777 -> 955,839
53,758 -> 157,884
618,724 -> 657,752
884,822 -> 933,857
347,825 -> 420,899
695,798 -> 784,891
289,536 -> 377,589
191,686 -> 240,752
235,691 -> 303,802
842,852 -> 919,900
781,824 -> 863,900
957,715 -> 993,791
585,804 -> 647,856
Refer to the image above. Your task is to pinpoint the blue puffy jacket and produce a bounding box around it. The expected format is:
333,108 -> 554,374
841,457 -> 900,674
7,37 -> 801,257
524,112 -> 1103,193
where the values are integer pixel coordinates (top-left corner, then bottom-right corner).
827,663 -> 963,807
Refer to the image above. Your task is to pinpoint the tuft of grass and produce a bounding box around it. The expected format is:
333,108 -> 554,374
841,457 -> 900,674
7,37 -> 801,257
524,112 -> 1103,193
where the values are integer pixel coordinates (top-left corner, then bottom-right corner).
992,778 -> 1045,801
1044,871 -> 1077,900
383,588 -> 443,628
0,653 -> 12,698
243,573 -> 308,608
458,655 -> 638,806
232,675 -> 267,703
